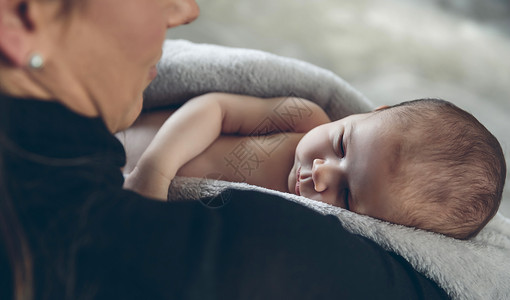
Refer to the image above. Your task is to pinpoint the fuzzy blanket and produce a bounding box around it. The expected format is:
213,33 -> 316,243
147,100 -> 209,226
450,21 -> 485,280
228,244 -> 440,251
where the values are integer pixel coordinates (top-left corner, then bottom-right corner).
143,39 -> 510,300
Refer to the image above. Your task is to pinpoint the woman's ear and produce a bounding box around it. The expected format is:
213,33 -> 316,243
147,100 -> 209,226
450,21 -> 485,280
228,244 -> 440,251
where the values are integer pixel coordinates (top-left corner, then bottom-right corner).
0,0 -> 36,66
374,105 -> 390,111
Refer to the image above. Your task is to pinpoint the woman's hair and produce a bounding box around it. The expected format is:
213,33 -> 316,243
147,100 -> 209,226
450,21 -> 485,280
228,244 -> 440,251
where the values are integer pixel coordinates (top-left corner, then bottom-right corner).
0,138 -> 33,300
0,1 -> 80,299
382,99 -> 506,239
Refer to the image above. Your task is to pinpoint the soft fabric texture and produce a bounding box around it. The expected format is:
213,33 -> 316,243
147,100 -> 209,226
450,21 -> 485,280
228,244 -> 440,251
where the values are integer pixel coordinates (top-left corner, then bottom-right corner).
144,39 -> 510,300
143,40 -> 372,120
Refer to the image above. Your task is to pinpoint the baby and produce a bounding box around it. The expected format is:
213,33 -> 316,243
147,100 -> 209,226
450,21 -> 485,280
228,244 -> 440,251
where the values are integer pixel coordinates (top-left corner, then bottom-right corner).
120,93 -> 506,239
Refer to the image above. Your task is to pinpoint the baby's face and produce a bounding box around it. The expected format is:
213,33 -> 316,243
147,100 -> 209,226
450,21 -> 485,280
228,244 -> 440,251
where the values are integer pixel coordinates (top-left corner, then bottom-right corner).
288,110 -> 405,222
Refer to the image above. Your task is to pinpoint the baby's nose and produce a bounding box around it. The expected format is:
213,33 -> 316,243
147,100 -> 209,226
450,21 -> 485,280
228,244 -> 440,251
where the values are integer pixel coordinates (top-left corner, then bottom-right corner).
312,159 -> 329,192
312,158 -> 346,193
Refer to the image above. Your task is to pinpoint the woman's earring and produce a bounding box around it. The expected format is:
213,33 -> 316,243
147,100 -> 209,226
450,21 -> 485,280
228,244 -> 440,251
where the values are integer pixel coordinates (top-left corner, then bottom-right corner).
28,53 -> 44,69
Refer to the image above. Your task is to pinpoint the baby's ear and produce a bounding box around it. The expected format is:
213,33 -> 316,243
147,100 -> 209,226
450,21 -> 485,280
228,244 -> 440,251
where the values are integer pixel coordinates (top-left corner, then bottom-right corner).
374,105 -> 390,111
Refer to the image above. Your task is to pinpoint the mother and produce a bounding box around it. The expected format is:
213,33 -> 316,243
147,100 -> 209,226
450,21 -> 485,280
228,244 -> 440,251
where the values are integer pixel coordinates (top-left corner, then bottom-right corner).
0,0 -> 449,299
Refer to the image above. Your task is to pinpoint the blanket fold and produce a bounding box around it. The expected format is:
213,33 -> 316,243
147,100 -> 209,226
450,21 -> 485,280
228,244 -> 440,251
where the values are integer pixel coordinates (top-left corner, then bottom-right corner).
143,40 -> 372,120
144,39 -> 510,300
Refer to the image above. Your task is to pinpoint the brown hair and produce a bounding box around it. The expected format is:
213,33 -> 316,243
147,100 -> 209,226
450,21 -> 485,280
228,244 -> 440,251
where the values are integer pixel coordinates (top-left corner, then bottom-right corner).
0,1 -> 79,299
0,145 -> 33,300
381,99 -> 506,239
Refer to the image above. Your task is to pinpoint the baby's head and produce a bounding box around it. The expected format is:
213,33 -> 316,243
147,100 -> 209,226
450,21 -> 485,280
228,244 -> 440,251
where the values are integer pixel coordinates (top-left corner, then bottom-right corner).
288,98 -> 506,239
380,99 -> 506,239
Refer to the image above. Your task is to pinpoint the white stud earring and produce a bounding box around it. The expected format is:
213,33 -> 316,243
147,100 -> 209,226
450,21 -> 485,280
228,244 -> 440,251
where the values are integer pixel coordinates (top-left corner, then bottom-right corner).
28,53 -> 44,69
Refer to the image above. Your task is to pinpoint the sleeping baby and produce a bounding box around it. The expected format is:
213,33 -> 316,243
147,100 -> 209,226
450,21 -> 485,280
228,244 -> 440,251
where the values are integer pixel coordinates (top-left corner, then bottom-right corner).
119,92 -> 506,239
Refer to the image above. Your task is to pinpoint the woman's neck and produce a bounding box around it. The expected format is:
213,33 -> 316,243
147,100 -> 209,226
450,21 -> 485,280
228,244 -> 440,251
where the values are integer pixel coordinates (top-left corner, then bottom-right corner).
0,68 -> 53,100
0,66 -> 104,129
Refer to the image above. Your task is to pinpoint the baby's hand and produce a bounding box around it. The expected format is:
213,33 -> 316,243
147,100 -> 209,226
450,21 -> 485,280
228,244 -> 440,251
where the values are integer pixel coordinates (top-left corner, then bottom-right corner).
123,166 -> 172,201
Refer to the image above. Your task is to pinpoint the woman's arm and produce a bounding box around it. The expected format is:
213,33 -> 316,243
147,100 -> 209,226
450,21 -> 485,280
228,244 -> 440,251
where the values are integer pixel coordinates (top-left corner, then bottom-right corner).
124,92 -> 330,200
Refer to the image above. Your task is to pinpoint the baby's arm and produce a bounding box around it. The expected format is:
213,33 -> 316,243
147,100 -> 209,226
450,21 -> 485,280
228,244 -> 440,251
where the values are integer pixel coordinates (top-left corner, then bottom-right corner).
124,94 -> 224,200
124,93 -> 329,200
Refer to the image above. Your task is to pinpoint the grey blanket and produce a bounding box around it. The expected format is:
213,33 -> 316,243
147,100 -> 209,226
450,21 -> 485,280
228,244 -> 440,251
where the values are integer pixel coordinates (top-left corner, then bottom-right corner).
144,39 -> 510,300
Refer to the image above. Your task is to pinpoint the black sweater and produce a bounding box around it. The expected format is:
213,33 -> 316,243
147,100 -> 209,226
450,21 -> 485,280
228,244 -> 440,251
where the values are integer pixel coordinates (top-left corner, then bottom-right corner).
0,94 -> 449,299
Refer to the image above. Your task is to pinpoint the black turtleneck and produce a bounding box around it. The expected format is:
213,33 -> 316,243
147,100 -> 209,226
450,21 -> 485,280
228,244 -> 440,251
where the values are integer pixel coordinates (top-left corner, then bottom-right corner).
0,94 -> 449,299
0,94 -> 129,299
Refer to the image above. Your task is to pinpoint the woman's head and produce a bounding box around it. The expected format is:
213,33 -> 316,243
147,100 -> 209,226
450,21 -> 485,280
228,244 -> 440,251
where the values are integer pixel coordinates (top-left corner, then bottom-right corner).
1,1 -> 198,299
0,0 -> 199,132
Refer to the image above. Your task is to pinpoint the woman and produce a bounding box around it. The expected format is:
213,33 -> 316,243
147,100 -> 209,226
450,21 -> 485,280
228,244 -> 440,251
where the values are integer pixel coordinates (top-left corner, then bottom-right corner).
0,0 -> 449,299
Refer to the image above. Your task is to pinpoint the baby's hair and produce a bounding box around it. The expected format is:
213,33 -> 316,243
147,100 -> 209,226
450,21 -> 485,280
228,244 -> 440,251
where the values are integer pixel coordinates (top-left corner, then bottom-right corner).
380,99 -> 506,239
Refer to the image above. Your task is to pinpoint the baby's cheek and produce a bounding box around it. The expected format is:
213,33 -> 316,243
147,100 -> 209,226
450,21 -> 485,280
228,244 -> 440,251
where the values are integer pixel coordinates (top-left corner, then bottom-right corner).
316,193 -> 346,209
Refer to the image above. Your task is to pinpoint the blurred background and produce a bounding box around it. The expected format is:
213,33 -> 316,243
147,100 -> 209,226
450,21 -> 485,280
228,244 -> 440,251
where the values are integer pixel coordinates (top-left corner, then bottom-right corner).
167,0 -> 510,216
